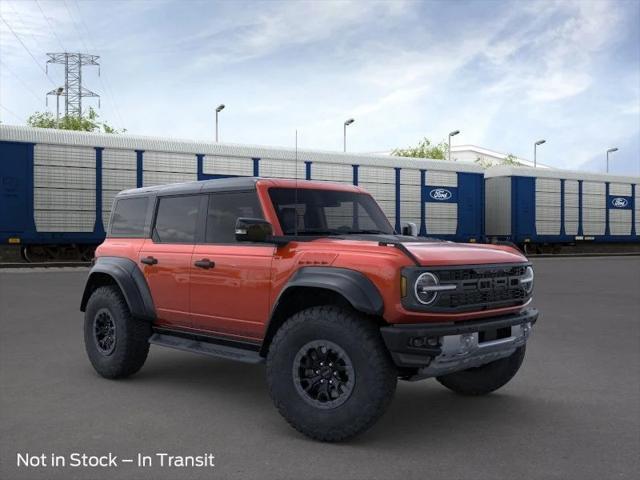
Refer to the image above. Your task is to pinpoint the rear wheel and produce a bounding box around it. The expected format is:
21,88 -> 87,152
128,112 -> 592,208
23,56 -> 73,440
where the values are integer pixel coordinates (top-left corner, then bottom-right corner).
84,286 -> 151,379
266,306 -> 397,442
436,346 -> 526,396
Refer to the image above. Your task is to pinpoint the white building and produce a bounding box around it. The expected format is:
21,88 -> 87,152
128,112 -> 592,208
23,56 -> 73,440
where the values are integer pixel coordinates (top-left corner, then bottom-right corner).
366,145 -> 551,168
450,145 -> 551,168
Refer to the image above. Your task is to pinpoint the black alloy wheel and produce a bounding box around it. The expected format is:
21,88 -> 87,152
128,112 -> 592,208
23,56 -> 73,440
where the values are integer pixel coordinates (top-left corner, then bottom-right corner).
293,339 -> 355,409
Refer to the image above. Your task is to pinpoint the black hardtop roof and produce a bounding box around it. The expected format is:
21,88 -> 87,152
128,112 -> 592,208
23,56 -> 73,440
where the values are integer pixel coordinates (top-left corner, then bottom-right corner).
117,177 -> 260,198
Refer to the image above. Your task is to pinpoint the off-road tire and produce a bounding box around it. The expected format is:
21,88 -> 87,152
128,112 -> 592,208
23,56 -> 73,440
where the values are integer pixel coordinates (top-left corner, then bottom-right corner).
266,306 -> 397,442
436,346 -> 526,396
84,285 -> 151,379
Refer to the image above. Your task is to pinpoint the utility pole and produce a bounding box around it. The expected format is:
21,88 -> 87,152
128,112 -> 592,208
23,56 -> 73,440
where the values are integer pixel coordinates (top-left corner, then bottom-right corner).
46,53 -> 100,117
534,139 -> 546,168
343,118 -> 354,152
215,104 -> 225,142
606,148 -> 618,173
448,130 -> 460,161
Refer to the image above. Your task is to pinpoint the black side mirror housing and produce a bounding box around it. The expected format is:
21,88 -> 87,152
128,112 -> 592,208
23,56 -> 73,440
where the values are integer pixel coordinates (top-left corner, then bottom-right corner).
235,218 -> 273,243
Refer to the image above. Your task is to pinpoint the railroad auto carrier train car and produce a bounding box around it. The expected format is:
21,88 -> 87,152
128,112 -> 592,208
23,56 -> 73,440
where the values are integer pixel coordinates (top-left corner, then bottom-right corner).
485,165 -> 640,251
0,125 -> 485,260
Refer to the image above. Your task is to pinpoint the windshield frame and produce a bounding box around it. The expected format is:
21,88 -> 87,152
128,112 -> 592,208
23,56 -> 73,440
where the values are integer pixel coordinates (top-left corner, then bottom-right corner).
267,187 -> 395,236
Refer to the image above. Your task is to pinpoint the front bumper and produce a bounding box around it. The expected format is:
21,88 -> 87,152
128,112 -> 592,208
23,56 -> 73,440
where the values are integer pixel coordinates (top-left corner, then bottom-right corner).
380,308 -> 539,380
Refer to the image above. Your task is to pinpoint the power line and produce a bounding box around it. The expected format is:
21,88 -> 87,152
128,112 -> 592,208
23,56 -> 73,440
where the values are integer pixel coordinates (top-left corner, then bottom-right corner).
35,0 -> 67,52
0,14 -> 57,87
4,0 -> 48,55
0,59 -> 45,105
62,0 -> 90,52
71,0 -> 125,128
0,103 -> 26,123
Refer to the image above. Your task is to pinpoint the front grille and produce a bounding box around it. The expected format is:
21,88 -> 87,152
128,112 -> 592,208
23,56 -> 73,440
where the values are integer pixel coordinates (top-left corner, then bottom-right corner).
403,263 -> 532,313
433,265 -> 529,311
443,288 -> 526,309
437,265 -> 527,282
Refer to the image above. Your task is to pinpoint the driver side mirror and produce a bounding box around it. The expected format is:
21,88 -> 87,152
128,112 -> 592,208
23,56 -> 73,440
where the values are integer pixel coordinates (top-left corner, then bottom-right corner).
401,222 -> 418,237
235,218 -> 273,243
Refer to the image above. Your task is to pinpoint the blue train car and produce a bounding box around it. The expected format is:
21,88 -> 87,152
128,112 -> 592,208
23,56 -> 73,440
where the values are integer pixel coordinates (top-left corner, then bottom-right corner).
485,165 -> 639,247
0,125 -> 485,260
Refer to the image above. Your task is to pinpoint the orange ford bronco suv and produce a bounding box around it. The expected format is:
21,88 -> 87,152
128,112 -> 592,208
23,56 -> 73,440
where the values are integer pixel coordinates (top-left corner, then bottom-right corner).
81,177 -> 538,441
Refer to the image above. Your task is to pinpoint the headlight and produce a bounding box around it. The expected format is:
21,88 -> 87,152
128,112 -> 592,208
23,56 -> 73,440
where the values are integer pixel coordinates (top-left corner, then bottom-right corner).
521,266 -> 534,294
414,272 -> 441,305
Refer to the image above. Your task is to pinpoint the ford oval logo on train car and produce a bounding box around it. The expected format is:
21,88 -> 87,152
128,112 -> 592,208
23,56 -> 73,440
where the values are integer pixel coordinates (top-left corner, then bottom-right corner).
429,188 -> 452,201
611,197 -> 628,208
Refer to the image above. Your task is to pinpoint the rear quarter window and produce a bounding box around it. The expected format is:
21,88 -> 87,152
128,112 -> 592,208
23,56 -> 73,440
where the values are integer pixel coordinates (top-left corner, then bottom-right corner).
109,197 -> 149,237
153,195 -> 201,243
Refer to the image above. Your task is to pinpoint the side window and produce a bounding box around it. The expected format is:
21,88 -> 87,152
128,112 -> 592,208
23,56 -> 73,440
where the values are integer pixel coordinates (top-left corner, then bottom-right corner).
153,195 -> 201,243
205,191 -> 263,243
110,197 -> 149,237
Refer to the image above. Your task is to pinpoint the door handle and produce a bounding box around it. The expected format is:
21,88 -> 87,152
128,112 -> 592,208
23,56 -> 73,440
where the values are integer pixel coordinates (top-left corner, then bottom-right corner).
140,256 -> 158,265
194,258 -> 215,269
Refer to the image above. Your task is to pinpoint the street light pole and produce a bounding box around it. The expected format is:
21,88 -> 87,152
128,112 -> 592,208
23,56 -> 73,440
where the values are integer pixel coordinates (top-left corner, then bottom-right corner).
606,147 -> 618,173
55,87 -> 64,127
448,130 -> 460,161
215,104 -> 225,142
343,118 -> 354,152
534,139 -> 546,168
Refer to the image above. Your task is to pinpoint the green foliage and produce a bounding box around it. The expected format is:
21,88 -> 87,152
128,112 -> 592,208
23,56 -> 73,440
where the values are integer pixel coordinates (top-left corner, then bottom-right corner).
475,153 -> 523,169
392,137 -> 449,160
26,107 -> 125,133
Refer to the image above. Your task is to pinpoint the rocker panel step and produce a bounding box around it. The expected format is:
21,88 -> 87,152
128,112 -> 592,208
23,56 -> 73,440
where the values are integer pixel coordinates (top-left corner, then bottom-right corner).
149,333 -> 264,364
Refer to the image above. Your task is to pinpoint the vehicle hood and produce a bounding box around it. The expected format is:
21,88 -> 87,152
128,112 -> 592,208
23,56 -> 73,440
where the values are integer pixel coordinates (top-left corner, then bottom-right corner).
402,241 -> 527,266
307,234 -> 528,266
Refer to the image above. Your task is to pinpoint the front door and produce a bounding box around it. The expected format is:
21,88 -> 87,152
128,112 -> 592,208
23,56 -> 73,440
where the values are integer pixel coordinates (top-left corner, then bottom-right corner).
189,191 -> 274,342
139,194 -> 204,329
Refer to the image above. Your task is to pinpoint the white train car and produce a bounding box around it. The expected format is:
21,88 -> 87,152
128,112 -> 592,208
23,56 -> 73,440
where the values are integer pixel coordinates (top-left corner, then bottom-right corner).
485,165 -> 639,246
0,125 -> 485,260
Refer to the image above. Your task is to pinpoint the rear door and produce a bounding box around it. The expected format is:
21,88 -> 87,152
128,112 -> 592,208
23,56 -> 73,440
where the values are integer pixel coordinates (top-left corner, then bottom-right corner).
139,194 -> 204,329
190,191 -> 274,341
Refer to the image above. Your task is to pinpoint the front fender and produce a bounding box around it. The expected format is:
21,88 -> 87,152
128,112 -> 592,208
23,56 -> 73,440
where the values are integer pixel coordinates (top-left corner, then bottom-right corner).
80,256 -> 156,322
277,267 -> 384,316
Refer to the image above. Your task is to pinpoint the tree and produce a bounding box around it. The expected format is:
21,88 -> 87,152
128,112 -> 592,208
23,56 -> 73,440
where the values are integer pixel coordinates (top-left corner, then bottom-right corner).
474,152 -> 523,169
26,107 -> 125,133
392,137 -> 449,160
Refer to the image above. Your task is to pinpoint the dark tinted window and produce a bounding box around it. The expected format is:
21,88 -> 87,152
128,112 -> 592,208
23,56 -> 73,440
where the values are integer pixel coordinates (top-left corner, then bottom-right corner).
110,197 -> 149,237
153,195 -> 201,243
268,188 -> 393,235
205,191 -> 263,243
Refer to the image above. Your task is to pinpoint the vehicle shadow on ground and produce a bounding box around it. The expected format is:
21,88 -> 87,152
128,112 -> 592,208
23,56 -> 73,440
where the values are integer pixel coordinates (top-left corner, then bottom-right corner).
126,349 -> 558,447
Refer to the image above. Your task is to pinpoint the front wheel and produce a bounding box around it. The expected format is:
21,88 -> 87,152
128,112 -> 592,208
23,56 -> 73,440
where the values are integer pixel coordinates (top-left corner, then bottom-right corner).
84,286 -> 151,379
436,346 -> 526,396
266,306 -> 397,442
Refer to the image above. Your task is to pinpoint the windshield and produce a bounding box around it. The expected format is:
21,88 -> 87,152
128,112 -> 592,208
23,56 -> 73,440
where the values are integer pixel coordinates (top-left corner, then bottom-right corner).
268,187 -> 394,236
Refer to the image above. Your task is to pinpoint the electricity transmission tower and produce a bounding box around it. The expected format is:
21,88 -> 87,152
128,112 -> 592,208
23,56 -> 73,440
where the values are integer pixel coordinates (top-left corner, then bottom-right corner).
46,53 -> 100,117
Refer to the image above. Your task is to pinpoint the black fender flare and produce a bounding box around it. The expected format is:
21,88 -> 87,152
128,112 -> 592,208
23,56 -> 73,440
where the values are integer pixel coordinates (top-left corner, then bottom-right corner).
273,266 -> 384,317
80,256 -> 156,322
260,267 -> 385,355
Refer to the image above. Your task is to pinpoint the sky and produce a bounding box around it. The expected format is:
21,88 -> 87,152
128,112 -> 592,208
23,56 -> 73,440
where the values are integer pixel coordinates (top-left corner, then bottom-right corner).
0,0 -> 639,175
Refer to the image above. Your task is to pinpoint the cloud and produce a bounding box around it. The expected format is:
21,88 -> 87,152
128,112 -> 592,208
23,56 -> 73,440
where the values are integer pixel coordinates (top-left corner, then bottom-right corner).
1,0 -> 638,175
